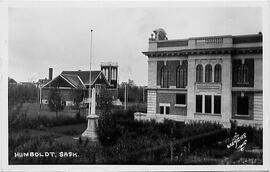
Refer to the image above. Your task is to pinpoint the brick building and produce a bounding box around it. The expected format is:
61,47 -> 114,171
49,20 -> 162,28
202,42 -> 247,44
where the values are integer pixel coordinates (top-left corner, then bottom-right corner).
41,62 -> 118,106
141,29 -> 262,128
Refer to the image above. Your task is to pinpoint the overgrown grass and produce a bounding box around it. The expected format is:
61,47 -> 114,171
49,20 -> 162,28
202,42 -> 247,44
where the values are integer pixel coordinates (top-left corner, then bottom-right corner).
9,110 -> 86,133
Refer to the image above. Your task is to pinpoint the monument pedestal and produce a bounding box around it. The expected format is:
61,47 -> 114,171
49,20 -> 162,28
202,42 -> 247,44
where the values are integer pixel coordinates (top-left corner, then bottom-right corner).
81,114 -> 99,141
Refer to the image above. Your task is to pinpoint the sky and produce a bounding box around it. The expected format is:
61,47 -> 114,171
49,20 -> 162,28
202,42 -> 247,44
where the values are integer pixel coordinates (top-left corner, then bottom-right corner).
8,6 -> 262,86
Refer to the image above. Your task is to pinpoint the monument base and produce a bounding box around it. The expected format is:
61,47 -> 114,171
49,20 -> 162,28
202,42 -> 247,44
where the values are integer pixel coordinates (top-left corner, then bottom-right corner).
81,114 -> 99,141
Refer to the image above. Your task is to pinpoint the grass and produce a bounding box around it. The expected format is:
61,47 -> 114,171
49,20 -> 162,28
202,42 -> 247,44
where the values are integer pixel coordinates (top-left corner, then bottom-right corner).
46,123 -> 87,136
19,102 -> 84,119
10,123 -> 87,150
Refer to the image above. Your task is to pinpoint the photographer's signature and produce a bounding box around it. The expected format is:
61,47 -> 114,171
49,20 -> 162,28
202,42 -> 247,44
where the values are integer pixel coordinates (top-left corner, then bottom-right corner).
225,132 -> 247,151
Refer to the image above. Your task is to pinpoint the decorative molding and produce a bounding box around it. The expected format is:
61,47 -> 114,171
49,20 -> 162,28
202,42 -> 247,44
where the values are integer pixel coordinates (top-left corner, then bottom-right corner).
195,82 -> 222,94
142,47 -> 262,57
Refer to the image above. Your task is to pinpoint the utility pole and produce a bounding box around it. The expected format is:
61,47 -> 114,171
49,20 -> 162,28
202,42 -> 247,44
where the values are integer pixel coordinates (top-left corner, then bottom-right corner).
124,83 -> 127,110
39,85 -> 42,109
142,86 -> 145,103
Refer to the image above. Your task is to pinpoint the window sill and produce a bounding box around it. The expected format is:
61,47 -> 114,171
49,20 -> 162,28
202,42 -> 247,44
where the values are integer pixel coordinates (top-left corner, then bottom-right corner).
175,104 -> 186,107
235,114 -> 250,117
194,113 -> 221,116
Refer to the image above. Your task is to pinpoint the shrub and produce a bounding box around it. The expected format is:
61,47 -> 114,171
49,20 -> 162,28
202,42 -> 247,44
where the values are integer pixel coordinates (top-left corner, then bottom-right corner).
48,89 -> 65,118
97,112 -> 120,146
230,125 -> 262,148
9,113 -> 86,132
9,133 -> 100,164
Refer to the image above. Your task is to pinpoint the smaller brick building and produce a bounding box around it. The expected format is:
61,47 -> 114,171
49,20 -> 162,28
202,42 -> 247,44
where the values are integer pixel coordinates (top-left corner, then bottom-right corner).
41,63 -> 118,106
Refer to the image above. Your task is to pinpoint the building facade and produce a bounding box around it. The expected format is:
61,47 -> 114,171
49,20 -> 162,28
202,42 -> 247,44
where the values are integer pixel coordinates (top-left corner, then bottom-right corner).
142,29 -> 262,128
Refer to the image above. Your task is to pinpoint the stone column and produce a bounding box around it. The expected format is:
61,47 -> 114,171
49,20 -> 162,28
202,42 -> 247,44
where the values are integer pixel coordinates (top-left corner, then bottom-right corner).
187,57 -> 196,120
147,60 -> 157,114
221,55 -> 232,128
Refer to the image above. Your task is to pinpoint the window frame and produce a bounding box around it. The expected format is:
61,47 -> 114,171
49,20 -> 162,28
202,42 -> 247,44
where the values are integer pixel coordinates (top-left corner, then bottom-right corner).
237,64 -> 249,84
205,64 -> 212,83
214,64 -> 222,83
204,95 -> 212,113
175,93 -> 186,107
176,64 -> 187,88
214,95 -> 221,114
196,64 -> 203,82
196,95 -> 203,113
160,66 -> 170,88
159,103 -> 170,115
236,96 -> 250,116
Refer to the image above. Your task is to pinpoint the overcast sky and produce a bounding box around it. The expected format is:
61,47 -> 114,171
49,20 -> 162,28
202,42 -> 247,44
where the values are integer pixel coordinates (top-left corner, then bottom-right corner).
8,6 -> 262,86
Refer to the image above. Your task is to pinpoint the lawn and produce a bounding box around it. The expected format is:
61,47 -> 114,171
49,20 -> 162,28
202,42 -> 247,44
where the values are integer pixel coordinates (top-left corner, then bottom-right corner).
19,102 -> 86,119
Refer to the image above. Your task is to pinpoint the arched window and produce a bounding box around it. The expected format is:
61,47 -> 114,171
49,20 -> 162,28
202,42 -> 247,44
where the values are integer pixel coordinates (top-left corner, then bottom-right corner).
238,64 -> 249,83
176,65 -> 187,88
196,64 -> 203,82
161,66 -> 169,88
205,64 -> 212,82
214,64 -> 222,82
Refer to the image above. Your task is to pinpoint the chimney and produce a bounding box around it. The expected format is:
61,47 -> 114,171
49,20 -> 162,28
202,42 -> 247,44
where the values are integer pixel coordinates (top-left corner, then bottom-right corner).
49,68 -> 53,80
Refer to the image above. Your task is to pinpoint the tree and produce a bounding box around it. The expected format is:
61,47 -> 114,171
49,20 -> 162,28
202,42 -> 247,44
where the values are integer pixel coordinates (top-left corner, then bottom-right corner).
48,89 -> 65,118
8,82 -> 38,106
96,88 -> 119,146
118,79 -> 146,103
72,89 -> 84,109
96,88 -> 113,114
97,111 -> 119,146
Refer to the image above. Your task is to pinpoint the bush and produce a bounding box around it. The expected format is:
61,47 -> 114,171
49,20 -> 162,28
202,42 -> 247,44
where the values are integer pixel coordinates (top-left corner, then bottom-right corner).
229,151 -> 262,164
48,89 -> 65,118
97,112 -> 120,146
230,124 -> 262,148
111,109 -> 134,121
8,84 -> 38,106
9,113 -> 87,132
9,133 -> 99,164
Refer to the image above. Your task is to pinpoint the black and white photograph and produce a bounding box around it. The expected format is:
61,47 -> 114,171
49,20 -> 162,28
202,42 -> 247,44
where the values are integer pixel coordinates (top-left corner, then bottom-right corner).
1,0 -> 269,171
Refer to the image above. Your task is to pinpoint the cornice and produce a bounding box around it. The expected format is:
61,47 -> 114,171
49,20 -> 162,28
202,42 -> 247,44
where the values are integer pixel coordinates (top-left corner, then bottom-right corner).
142,46 -> 262,57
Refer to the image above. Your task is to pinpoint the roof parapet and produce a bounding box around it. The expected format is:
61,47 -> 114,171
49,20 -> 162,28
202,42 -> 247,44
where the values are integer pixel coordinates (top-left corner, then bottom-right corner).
100,62 -> 118,67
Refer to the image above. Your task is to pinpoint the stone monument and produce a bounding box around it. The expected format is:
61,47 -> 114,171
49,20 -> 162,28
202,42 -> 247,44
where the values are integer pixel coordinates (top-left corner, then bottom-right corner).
81,87 -> 99,141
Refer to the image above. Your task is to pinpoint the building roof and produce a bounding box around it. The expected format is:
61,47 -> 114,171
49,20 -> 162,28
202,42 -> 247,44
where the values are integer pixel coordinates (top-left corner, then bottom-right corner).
61,70 -> 101,85
61,74 -> 85,89
153,33 -> 262,48
8,77 -> 17,84
43,70 -> 112,89
145,33 -> 262,57
232,34 -> 262,44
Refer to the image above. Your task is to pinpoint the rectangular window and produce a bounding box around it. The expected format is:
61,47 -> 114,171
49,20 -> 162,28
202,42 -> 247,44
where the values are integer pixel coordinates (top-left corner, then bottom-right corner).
205,95 -> 212,113
160,104 -> 170,115
237,96 -> 249,115
165,106 -> 170,114
176,94 -> 186,105
160,106 -> 164,114
214,96 -> 221,114
196,95 -> 202,113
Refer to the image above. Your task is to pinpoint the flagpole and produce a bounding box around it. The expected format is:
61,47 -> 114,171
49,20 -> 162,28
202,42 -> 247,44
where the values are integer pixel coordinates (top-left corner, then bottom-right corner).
89,29 -> 93,116
82,28 -> 98,141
